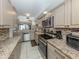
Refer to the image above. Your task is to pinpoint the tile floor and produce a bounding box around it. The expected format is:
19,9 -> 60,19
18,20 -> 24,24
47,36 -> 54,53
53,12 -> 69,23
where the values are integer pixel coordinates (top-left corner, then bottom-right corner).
20,34 -> 43,59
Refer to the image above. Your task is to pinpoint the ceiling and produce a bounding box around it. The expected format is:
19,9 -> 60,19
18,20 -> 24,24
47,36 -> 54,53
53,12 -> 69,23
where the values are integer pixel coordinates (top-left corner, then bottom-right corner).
10,0 -> 64,18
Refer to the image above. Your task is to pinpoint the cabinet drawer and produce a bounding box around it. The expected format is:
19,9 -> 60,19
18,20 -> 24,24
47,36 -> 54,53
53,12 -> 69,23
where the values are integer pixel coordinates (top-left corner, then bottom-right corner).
48,43 -> 57,59
48,43 -> 72,59
55,49 -> 65,59
48,44 -> 65,59
48,43 -> 55,51
55,49 -> 72,59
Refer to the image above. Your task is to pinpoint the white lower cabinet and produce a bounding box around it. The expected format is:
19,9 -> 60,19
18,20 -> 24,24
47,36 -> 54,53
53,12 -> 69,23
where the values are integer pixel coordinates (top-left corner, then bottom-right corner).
35,34 -> 38,44
9,43 -> 21,59
55,49 -> 65,59
34,33 -> 39,44
48,43 -> 57,59
48,43 -> 71,59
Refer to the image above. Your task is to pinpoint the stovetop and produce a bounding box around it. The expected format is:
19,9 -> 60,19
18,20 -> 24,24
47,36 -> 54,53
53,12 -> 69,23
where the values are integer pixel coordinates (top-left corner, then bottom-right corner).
40,34 -> 53,40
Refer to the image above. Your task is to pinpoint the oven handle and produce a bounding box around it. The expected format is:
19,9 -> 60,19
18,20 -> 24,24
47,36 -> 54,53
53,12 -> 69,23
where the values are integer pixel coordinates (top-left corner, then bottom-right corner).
39,39 -> 47,46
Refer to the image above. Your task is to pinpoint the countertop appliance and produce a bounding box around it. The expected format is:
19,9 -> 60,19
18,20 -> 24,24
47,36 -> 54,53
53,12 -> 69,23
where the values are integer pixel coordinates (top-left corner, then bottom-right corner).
56,31 -> 62,39
38,34 -> 53,59
42,19 -> 48,28
66,33 -> 79,51
42,16 -> 54,28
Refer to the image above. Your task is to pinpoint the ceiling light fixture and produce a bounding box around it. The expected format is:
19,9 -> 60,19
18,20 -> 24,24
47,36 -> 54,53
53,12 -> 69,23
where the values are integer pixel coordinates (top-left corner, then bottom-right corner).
43,11 -> 48,14
26,13 -> 30,17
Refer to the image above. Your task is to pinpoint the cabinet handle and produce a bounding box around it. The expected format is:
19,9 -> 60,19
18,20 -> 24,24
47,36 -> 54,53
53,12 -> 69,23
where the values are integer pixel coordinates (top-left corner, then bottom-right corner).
65,25 -> 66,28
55,50 -> 65,59
66,25 -> 69,28
65,25 -> 69,28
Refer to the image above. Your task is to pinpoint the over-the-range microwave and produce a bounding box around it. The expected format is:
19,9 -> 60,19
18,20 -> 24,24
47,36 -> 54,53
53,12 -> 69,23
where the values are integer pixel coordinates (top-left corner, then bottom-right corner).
42,16 -> 54,28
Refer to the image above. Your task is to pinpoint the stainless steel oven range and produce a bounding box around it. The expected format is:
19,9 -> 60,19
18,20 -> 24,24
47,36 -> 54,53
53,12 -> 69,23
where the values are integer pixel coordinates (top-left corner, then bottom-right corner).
38,34 -> 53,59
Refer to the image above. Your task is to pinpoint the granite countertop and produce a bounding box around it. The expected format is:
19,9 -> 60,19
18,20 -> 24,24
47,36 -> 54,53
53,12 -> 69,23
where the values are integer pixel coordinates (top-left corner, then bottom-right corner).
35,32 -> 44,35
47,38 -> 79,59
0,35 -> 21,59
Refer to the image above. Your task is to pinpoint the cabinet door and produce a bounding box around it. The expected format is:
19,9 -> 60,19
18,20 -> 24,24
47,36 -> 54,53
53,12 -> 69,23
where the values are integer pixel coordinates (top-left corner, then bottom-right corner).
0,0 -> 2,25
54,4 -> 65,28
2,0 -> 16,27
2,0 -> 12,25
55,49 -> 65,59
48,44 -> 57,59
64,0 -> 71,26
34,33 -> 38,44
71,0 -> 79,26
0,0 -> 1,25
55,49 -> 72,59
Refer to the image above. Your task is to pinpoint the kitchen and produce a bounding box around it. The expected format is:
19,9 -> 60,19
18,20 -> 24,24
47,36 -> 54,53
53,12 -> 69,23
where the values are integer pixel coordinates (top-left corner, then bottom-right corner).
0,0 -> 79,59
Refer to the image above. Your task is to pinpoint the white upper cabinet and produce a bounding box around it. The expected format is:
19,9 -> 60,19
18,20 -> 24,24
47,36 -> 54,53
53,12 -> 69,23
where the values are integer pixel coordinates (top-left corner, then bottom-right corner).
65,0 -> 79,28
0,0 -> 2,25
70,0 -> 79,28
71,0 -> 79,25
0,2 -> 1,25
64,0 -> 71,26
54,0 -> 79,28
54,4 -> 65,28
0,0 -> 17,28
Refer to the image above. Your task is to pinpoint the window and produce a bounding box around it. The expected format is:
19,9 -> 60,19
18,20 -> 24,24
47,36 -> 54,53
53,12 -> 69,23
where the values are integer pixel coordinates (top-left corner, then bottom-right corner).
19,24 -> 30,30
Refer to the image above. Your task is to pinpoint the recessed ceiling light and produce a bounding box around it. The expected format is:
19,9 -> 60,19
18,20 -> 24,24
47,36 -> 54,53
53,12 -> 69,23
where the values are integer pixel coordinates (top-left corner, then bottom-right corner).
43,11 -> 48,14
26,13 -> 30,17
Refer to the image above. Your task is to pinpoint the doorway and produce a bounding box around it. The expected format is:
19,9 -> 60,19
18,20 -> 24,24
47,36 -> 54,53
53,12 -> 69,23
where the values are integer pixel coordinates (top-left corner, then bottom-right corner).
19,24 -> 31,42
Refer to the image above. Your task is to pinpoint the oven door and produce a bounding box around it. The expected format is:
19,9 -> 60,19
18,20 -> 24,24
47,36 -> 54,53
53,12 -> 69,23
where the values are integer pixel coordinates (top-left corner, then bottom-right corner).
38,39 -> 47,57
